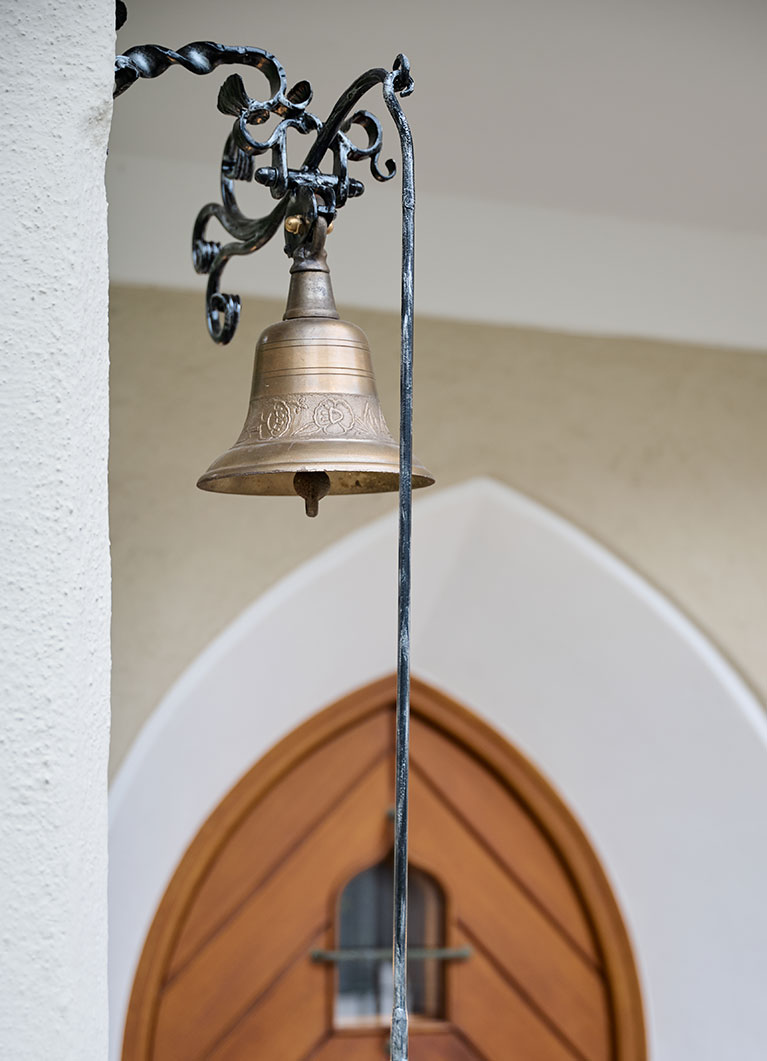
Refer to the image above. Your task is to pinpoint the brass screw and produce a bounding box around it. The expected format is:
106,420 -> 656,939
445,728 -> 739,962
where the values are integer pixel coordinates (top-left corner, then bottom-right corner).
285,215 -> 305,235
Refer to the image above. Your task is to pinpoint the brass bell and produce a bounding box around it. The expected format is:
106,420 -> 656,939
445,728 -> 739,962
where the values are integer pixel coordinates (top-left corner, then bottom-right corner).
197,231 -> 434,516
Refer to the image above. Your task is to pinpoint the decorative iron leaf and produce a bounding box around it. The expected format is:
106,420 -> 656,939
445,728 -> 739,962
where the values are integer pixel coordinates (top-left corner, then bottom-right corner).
217,74 -> 252,117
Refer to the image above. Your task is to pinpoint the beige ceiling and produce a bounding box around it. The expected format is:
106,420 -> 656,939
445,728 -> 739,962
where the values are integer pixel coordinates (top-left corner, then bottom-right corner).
108,0 -> 767,348
112,0 -> 767,234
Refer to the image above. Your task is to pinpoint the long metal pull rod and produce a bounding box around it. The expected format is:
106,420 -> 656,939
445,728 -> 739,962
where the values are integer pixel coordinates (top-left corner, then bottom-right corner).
383,58 -> 415,1061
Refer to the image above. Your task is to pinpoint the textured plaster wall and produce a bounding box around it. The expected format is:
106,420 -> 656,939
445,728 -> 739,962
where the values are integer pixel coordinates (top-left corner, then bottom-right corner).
109,284 -> 767,773
0,3 -> 113,1058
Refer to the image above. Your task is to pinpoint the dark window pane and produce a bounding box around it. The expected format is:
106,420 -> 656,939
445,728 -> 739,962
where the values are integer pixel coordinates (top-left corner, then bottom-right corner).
335,857 -> 445,1025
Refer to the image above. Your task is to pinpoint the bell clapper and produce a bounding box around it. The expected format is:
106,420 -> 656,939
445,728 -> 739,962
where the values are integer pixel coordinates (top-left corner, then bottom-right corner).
293,471 -> 331,517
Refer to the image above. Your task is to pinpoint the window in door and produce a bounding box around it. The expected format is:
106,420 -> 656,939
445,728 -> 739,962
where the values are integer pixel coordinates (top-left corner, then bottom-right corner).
335,856 -> 446,1026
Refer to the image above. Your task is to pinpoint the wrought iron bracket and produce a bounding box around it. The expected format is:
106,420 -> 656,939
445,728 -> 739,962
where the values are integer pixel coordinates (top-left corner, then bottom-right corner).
114,35 -> 413,345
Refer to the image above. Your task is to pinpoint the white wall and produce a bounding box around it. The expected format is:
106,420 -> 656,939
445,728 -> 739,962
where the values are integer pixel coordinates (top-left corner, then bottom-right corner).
110,480 -> 767,1060
109,284 -> 767,774
108,154 -> 767,351
0,3 -> 113,1058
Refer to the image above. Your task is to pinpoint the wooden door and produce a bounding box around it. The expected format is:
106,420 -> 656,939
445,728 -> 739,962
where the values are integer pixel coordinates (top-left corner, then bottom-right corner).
124,677 -> 645,1059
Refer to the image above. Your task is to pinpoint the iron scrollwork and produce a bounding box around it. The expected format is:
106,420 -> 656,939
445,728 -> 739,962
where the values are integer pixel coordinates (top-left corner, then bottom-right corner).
114,41 -> 413,344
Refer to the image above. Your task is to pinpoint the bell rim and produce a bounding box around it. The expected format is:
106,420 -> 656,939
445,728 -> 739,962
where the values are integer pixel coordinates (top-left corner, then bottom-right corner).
197,459 -> 435,496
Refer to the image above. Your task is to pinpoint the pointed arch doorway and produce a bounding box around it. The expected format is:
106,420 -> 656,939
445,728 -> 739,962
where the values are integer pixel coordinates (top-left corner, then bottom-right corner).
123,676 -> 645,1060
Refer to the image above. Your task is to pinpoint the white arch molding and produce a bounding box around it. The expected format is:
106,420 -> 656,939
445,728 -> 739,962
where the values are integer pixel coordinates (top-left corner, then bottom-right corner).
109,478 -> 767,1060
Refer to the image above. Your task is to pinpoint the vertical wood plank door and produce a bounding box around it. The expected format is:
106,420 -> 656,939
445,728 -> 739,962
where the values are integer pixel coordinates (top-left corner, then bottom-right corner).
123,677 -> 646,1060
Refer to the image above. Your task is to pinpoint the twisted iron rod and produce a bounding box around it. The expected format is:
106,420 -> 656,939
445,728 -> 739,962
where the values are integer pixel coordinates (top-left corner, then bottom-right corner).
384,59 -> 415,1061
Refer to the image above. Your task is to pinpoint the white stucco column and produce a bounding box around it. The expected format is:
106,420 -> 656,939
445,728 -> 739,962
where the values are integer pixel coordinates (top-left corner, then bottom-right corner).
0,3 -> 113,1058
